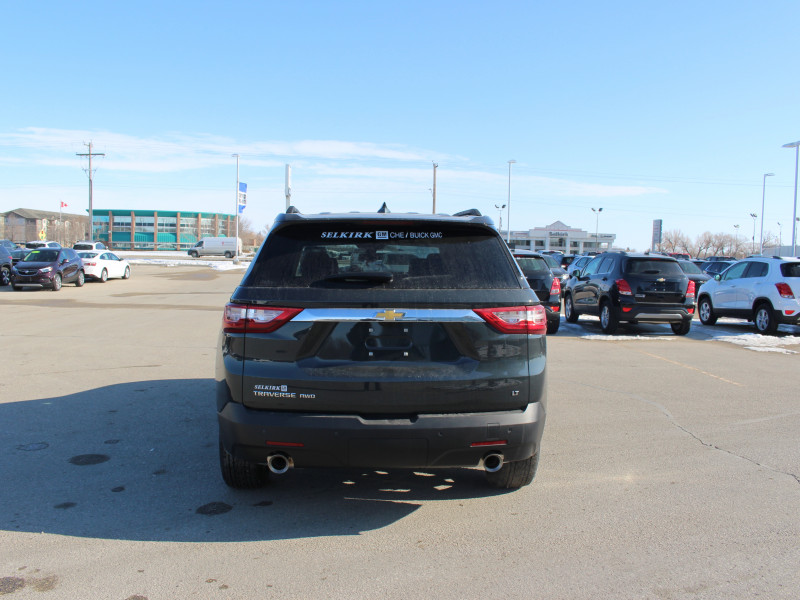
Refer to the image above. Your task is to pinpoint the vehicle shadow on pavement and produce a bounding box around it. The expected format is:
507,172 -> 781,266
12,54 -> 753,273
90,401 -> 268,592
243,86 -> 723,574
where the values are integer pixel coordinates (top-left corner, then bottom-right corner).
1,379 -> 511,543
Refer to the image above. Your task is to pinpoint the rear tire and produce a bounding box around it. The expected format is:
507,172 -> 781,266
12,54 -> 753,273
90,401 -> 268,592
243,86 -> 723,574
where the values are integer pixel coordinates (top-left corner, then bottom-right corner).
219,438 -> 269,489
671,320 -> 691,335
698,297 -> 717,325
485,452 -> 539,489
754,302 -> 779,335
99,268 -> 108,283
564,294 -> 579,323
75,270 -> 85,287
546,317 -> 560,334
189,251 -> 199,258
599,300 -> 619,334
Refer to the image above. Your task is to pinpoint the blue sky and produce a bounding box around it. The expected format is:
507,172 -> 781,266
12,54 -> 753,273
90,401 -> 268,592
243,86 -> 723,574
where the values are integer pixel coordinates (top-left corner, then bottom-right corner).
2,1 -> 799,251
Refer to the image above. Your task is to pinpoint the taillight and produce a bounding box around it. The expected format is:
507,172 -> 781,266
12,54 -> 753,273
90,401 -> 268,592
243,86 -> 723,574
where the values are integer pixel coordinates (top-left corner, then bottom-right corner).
775,282 -> 795,299
549,278 -> 561,296
84,261 -> 96,266
222,303 -> 302,333
473,305 -> 547,335
615,279 -> 633,295
686,280 -> 696,299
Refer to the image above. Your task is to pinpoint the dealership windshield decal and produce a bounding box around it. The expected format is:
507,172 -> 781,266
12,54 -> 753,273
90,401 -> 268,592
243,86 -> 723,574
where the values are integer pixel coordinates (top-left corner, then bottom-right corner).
320,231 -> 443,239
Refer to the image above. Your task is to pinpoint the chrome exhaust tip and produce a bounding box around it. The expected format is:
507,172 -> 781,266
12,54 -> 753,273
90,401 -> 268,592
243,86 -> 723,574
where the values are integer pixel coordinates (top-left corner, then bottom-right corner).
483,453 -> 504,473
266,453 -> 292,475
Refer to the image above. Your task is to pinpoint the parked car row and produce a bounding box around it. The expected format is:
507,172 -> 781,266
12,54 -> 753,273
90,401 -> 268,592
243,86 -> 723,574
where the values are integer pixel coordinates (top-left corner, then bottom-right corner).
1,245 -> 131,291
0,239 -> 108,252
512,250 -> 800,337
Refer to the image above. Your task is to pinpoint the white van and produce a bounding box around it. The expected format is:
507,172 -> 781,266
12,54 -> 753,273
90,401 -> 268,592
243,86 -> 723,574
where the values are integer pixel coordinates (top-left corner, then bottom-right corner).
188,237 -> 242,258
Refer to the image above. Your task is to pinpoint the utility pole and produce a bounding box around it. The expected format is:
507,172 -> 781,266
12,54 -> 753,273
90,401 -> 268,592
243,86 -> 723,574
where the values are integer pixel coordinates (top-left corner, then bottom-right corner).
76,142 -> 105,240
432,162 -> 438,214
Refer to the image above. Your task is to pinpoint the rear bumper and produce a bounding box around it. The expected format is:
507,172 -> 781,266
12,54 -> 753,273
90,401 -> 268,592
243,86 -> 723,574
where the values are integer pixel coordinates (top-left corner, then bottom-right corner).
776,309 -> 800,325
618,303 -> 693,324
218,401 -> 545,469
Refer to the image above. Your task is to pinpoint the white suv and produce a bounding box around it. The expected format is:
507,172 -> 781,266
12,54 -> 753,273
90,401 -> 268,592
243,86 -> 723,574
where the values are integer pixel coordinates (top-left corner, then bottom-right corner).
696,257 -> 800,334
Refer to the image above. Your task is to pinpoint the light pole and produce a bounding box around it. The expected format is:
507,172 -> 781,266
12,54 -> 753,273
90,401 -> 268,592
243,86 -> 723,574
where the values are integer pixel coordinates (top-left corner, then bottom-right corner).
733,224 -> 740,256
506,160 -> 516,244
759,173 -> 774,255
592,207 -> 603,252
495,203 -> 506,234
232,153 -> 240,261
749,213 -> 758,254
782,141 -> 799,255
778,221 -> 782,249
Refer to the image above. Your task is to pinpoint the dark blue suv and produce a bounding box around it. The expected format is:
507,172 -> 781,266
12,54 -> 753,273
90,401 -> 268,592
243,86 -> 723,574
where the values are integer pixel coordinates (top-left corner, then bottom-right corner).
216,207 -> 548,489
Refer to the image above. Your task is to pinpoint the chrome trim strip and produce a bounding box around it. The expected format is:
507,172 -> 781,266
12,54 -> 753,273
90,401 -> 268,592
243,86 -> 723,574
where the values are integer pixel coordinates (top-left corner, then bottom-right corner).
296,308 -> 484,322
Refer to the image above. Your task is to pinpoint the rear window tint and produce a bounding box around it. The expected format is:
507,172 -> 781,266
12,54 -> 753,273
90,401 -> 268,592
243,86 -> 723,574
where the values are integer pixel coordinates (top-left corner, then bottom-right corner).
624,258 -> 683,276
245,222 -> 521,289
780,262 -> 800,277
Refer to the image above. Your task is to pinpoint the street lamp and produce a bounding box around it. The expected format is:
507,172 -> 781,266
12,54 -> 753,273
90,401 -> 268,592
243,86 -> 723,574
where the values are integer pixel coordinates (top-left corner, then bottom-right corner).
759,173 -> 774,255
778,221 -> 782,249
495,203 -> 506,233
506,160 -> 516,244
733,224 -> 740,256
592,207 -> 603,252
782,141 -> 799,255
749,213 -> 758,254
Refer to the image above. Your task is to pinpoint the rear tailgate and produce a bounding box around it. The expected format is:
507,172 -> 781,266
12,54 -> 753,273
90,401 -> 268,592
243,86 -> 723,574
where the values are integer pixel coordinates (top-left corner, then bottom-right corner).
240,303 -> 544,416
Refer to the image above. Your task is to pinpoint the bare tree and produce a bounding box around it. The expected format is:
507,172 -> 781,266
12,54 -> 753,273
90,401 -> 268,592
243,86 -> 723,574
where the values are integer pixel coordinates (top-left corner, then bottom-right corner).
237,217 -> 266,251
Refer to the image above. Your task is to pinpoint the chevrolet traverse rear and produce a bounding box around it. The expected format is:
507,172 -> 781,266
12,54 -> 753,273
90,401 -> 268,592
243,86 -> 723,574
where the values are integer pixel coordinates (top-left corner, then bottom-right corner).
216,207 -> 548,489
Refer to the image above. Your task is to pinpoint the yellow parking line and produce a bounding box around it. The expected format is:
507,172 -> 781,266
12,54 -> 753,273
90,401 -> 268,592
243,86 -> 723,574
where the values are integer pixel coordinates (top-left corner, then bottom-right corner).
635,350 -> 743,386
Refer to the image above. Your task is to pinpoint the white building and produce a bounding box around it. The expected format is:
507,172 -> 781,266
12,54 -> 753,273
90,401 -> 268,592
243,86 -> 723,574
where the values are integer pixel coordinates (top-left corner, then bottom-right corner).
504,221 -> 616,254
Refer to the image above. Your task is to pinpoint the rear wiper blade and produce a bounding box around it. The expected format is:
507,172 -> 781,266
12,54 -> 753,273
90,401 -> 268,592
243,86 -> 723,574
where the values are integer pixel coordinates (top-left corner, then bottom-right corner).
325,271 -> 394,283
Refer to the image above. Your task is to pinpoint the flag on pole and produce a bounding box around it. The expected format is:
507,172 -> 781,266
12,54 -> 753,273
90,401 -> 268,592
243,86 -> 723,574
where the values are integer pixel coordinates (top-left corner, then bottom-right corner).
238,182 -> 247,206
60,201 -> 68,208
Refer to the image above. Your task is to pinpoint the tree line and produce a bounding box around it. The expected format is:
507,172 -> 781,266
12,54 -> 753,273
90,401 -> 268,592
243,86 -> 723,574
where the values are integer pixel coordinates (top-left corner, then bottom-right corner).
658,228 -> 782,259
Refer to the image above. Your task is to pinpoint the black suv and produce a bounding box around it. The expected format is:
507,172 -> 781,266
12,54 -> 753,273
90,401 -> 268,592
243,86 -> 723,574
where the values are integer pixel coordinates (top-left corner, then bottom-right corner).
512,250 -> 561,334
563,252 -> 694,335
12,247 -> 85,291
216,207 -> 548,489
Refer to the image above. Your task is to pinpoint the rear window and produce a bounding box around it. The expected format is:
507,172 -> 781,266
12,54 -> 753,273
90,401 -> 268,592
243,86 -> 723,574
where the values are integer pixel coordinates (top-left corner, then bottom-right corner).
678,260 -> 702,274
245,222 -> 521,289
780,262 -> 800,277
624,258 -> 684,276
514,256 -> 550,275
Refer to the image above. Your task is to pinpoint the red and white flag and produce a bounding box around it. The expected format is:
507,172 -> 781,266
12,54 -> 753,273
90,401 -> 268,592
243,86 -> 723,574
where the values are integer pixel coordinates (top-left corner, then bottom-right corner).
60,201 -> 68,208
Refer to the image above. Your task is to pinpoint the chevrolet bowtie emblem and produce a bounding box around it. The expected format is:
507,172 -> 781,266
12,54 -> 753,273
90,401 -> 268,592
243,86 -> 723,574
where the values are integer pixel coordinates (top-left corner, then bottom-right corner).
376,309 -> 405,321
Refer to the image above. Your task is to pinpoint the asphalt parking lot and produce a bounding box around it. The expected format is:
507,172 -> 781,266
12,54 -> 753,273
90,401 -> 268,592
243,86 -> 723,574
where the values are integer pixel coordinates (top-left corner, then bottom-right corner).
1,265 -> 799,599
